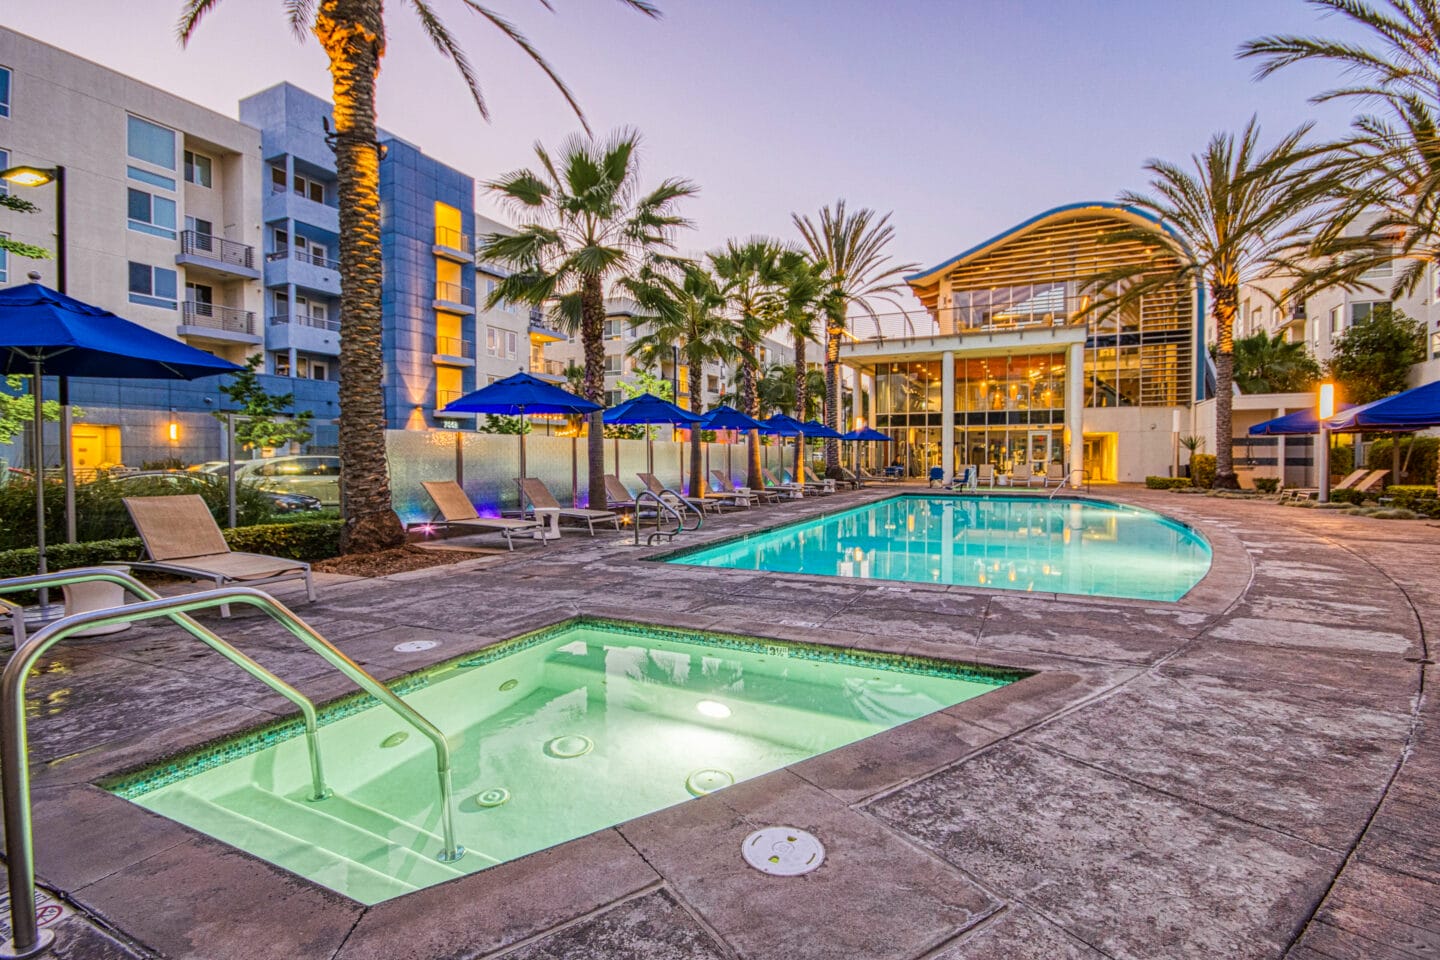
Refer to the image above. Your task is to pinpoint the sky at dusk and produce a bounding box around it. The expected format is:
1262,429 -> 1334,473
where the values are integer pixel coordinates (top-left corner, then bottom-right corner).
14,1 -> 1372,303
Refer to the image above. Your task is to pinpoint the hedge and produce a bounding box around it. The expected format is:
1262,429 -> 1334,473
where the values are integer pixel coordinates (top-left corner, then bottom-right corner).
1253,477 -> 1279,494
1364,437 -> 1438,486
1145,477 -> 1191,490
0,520 -> 343,582
1190,454 -> 1217,489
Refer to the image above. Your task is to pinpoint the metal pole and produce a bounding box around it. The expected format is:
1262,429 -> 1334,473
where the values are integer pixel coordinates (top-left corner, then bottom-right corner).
60,380 -> 74,544
53,167 -> 66,296
226,414 -> 237,529
1318,427 -> 1331,503
30,360 -> 47,593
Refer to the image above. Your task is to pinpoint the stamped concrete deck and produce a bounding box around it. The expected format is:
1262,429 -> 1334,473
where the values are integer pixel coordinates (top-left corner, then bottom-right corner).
5,486 -> 1435,960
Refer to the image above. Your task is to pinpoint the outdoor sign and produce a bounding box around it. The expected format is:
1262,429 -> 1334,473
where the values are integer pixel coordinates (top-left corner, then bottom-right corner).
0,887 -> 70,942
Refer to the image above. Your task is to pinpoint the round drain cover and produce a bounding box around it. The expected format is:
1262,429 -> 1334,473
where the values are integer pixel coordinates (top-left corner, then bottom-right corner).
393,640 -> 439,653
543,735 -> 594,759
685,768 -> 734,796
500,679 -> 519,691
742,827 -> 824,877
380,731 -> 409,748
473,787 -> 510,808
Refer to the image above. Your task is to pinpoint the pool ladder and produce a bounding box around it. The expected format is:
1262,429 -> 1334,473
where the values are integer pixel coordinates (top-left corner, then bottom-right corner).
633,488 -> 702,545
0,568 -> 465,959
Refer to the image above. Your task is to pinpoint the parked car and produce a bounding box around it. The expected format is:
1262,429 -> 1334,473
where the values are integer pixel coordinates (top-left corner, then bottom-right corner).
105,471 -> 322,513
231,456 -> 341,507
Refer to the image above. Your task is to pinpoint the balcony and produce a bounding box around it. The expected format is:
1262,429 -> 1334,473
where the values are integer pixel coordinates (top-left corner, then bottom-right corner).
178,301 -> 260,344
433,281 -> 475,315
264,248 -> 341,296
530,358 -> 567,382
435,388 -> 473,415
263,187 -> 340,235
433,227 -> 473,262
433,336 -> 475,367
176,231 -> 261,281
529,312 -> 566,343
265,313 -> 341,356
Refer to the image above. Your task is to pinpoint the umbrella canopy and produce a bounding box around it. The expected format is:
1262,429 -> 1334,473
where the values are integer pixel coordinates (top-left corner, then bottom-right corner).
0,280 -> 245,598
602,393 -> 700,425
0,282 -> 244,379
1327,379 -> 1440,432
439,370 -> 600,416
799,419 -> 844,440
698,405 -> 764,432
841,427 -> 892,441
758,414 -> 806,436
1248,404 -> 1356,436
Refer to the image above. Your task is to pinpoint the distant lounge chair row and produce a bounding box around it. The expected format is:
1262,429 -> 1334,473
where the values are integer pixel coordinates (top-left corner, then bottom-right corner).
926,463 -> 1067,489
1281,469 -> 1389,501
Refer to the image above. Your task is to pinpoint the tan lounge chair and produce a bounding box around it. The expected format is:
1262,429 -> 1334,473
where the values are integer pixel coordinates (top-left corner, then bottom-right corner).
414,480 -> 545,551
1354,469 -> 1390,494
604,475 -> 638,511
639,472 -> 721,514
1010,463 -> 1043,487
760,467 -> 804,499
976,464 -> 996,487
708,470 -> 761,507
1281,468 -> 1370,502
124,494 -> 314,615
2,597 -> 25,649
518,477 -> 620,535
1042,463 -> 1066,488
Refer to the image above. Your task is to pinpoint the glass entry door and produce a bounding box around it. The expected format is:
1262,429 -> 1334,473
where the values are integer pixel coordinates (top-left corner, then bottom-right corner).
1027,430 -> 1053,470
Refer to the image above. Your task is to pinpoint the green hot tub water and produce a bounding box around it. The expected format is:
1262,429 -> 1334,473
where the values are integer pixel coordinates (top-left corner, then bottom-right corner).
106,620 -> 1019,904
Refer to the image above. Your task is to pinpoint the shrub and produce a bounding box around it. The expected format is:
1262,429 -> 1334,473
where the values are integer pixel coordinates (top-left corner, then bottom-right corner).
1380,486 -> 1440,517
1145,476 -> 1191,490
1328,444 -> 1354,478
1190,454 -> 1217,489
1363,437 -> 1438,486
1329,487 -> 1365,505
1253,477 -> 1279,494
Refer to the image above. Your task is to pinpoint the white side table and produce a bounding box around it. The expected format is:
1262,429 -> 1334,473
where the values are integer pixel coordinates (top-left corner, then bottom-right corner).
532,507 -> 562,541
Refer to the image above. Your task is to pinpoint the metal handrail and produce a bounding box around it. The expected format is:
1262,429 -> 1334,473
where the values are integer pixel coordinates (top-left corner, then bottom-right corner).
655,486 -> 704,531
0,573 -> 463,958
632,490 -> 687,545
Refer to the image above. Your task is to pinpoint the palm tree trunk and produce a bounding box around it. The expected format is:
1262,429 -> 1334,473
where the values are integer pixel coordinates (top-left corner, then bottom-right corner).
316,0 -> 405,553
793,333 -> 807,484
580,273 -> 608,510
688,355 -> 705,498
1212,285 -> 1239,490
740,335 -> 762,490
823,308 -> 843,476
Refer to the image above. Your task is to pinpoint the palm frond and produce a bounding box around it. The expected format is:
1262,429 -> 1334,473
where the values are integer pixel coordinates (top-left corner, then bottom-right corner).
455,0 -> 591,135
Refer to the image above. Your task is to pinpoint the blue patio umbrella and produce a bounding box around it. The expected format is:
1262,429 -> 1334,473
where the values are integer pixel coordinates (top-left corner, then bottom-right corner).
757,414 -> 806,436
698,404 -> 763,431
439,370 -> 600,480
1326,379 -> 1440,432
0,279 -> 243,586
1247,405 -> 1355,436
840,426 -> 892,476
603,392 -> 701,474
800,419 -> 844,440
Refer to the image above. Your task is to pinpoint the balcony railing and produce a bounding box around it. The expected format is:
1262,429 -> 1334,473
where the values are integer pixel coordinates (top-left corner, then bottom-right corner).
182,301 -> 256,334
180,231 -> 255,271
435,336 -> 475,358
265,248 -> 341,271
436,389 -> 465,409
435,281 -> 474,306
844,300 -> 1101,345
531,359 -> 567,377
434,227 -> 473,254
268,313 -> 341,332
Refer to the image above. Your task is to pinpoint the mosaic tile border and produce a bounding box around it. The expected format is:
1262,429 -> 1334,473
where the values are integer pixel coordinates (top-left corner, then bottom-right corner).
101,615 -> 1028,799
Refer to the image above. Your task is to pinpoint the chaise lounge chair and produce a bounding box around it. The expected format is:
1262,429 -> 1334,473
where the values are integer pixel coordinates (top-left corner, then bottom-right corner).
760,467 -> 805,499
1010,463 -> 1044,487
709,470 -> 764,507
518,477 -> 620,536
414,480 -> 546,551
638,472 -> 722,514
1281,469 -> 1371,502
123,494 -> 315,615
2,597 -> 25,649
1042,463 -> 1067,488
1354,469 -> 1390,494
976,464 -> 996,487
604,475 -> 639,512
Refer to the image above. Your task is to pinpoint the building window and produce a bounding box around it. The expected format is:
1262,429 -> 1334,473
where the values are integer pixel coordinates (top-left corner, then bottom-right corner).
128,262 -> 177,308
293,172 -> 325,204
0,148 -> 7,197
0,234 -> 8,283
505,330 -> 518,359
127,188 -> 177,238
605,354 -> 623,375
1329,305 -> 1343,336
127,116 -> 175,170
1350,301 -> 1385,325
274,353 -> 291,377
604,318 -> 625,340
184,150 -> 212,188
707,374 -> 719,394
0,66 -> 10,118
270,166 -> 286,194
606,389 -> 624,407
127,166 -> 175,191
485,326 -> 498,358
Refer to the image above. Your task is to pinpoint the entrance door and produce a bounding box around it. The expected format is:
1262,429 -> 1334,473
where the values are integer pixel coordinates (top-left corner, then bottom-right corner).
71,424 -> 122,477
1027,430 -> 1052,471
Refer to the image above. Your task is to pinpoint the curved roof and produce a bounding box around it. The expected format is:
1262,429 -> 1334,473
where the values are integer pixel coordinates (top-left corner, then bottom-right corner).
905,201 -> 1188,288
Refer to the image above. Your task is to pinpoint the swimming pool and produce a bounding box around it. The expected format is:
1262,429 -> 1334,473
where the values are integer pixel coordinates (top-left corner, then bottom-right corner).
663,495 -> 1212,602
105,618 -> 1019,904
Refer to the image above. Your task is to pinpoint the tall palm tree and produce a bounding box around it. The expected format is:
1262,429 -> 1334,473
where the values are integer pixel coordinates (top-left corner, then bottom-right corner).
482,131 -> 695,510
1082,118 -> 1343,488
625,262 -> 734,497
773,250 -> 826,482
793,201 -> 916,475
710,238 -> 785,490
179,0 -> 659,552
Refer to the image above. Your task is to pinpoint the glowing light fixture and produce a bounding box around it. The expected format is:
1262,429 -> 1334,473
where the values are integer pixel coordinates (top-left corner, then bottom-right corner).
167,420 -> 180,442
0,165 -> 56,188
696,700 -> 731,719
1318,382 -> 1336,420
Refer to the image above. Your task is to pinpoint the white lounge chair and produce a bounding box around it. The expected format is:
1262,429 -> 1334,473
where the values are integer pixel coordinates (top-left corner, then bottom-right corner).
414,480 -> 546,550
781,468 -> 835,495
1042,463 -> 1067,488
976,464 -> 996,487
518,477 -> 620,536
123,494 -> 315,616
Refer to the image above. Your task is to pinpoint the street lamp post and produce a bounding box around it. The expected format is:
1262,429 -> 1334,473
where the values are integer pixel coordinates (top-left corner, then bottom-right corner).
1317,382 -> 1336,504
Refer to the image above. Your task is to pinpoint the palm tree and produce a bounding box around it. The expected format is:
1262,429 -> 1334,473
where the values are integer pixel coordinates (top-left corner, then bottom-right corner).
1082,118 -> 1343,488
771,250 -> 826,482
710,238 -> 785,490
482,131 -> 695,510
793,202 -> 916,475
625,262 -> 734,497
1228,331 -> 1323,393
179,0 -> 659,552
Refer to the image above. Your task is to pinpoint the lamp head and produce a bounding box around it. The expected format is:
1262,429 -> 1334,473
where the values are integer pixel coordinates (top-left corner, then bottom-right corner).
1318,382 -> 1336,420
1,165 -> 56,188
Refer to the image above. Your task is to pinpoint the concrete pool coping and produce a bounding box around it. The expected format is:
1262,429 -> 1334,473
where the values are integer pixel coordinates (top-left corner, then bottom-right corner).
6,484 -> 1434,959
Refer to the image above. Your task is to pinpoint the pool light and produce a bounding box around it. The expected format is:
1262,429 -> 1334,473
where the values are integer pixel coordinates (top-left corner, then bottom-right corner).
696,699 -> 731,719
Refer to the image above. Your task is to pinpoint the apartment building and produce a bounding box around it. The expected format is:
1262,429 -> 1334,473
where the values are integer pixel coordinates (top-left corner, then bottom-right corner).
472,213 -> 568,390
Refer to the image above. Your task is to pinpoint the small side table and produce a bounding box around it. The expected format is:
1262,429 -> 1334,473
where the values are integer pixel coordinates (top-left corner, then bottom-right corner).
532,507 -> 562,541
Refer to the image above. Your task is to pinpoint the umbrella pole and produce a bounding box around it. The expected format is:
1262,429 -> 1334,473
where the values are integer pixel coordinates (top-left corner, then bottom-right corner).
647,433 -> 653,477
60,377 -> 75,544
31,360 -> 49,610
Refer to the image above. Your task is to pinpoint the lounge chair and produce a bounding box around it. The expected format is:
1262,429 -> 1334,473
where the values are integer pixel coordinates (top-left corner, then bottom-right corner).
2,597 -> 25,649
1354,469 -> 1390,494
638,472 -> 722,514
928,466 -> 946,487
1042,463 -> 1067,488
604,475 -> 639,512
1281,469 -> 1370,502
760,467 -> 805,499
778,468 -> 835,495
834,467 -> 864,489
859,468 -> 900,484
123,495 -> 314,615
976,464 -> 996,487
414,480 -> 546,551
518,477 -> 620,536
710,470 -> 766,506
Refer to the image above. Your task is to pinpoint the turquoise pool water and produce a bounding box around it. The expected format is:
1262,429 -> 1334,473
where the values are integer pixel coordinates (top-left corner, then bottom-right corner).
106,619 -> 1017,904
664,495 -> 1212,602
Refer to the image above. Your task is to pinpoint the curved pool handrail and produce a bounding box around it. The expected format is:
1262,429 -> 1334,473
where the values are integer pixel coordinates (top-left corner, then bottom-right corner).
0,575 -> 462,959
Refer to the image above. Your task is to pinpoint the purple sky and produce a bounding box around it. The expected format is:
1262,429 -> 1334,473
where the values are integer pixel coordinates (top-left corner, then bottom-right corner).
22,1 -> 1365,295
